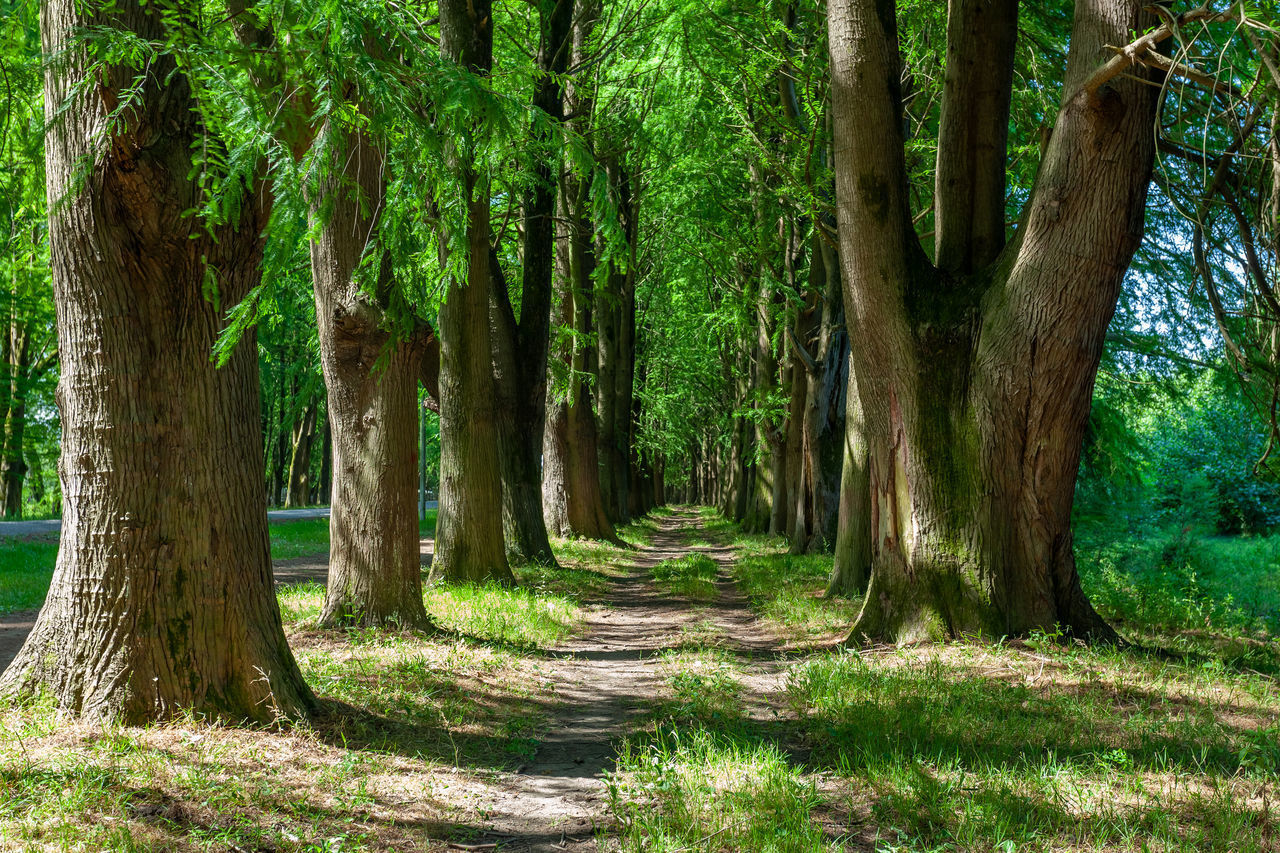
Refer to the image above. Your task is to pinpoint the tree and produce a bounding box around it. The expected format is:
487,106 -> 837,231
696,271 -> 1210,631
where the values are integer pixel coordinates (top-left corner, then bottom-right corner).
827,0 -> 1175,642
433,0 -> 517,584
0,0 -> 313,721
541,0 -> 621,542
489,0 -> 575,565
0,8 -> 58,520
308,124 -> 433,628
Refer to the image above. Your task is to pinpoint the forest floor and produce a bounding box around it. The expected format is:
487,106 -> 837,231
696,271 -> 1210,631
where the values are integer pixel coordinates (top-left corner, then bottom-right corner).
1,508 -> 1279,851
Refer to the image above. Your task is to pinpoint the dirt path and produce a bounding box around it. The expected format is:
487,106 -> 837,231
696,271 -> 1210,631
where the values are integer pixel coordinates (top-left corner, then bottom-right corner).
459,508 -> 785,852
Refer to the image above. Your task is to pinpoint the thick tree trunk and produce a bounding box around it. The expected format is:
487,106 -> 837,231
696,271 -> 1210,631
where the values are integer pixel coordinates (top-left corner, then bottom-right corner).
829,0 -> 1155,643
434,0 -> 516,585
1,325 -> 30,518
309,127 -> 431,628
284,397 -> 317,509
489,0 -> 573,566
1,0 -> 314,721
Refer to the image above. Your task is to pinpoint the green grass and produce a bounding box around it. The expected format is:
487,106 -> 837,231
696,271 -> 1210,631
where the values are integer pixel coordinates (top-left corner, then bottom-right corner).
608,728 -> 840,853
1077,523 -> 1280,671
602,510 -> 1280,853
651,553 -> 719,601
0,511 -> 440,616
730,533 -> 858,642
785,643 -> 1280,851
425,582 -> 579,649
608,644 -> 839,851
0,538 -> 58,613
277,576 -> 580,651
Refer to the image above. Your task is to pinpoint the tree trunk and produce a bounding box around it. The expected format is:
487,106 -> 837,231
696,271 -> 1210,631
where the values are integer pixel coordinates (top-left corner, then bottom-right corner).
541,0 -> 617,543
829,0 -> 1155,643
827,352 -> 870,597
1,0 -> 314,721
284,397 -> 318,509
1,325 -> 31,518
801,230 -> 848,552
489,0 -> 573,566
434,0 -> 516,585
309,126 -> 431,628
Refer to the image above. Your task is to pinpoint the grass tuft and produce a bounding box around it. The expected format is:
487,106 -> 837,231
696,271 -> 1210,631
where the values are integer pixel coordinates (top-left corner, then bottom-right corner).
651,554 -> 719,601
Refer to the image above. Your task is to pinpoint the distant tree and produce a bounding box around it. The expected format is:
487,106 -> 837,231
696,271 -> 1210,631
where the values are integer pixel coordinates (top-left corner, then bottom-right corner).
432,0 -> 516,584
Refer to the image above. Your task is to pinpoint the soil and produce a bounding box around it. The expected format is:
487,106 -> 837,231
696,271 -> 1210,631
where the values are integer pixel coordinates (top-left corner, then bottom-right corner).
457,507 -> 788,852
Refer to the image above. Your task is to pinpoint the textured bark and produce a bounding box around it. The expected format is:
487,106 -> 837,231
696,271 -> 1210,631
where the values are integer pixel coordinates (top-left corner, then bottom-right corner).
933,0 -> 1019,274
310,127 -> 431,629
0,0 -> 313,721
489,0 -> 573,565
434,0 -> 515,585
829,0 -> 1154,643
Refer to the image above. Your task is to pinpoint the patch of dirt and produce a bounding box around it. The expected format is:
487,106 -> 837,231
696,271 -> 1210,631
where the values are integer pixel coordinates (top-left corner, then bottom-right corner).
455,508 -> 790,852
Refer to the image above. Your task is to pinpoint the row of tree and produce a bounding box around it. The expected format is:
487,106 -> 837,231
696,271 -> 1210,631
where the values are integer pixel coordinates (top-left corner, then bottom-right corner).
1,0 -> 1277,723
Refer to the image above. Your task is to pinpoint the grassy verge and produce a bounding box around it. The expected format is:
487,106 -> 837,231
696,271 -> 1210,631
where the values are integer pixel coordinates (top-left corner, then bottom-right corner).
606,509 -> 1280,853
726,528 -> 856,644
0,511 -> 439,616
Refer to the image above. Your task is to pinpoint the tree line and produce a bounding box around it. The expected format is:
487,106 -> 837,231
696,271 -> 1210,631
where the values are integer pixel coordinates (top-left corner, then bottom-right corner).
0,0 -> 1276,722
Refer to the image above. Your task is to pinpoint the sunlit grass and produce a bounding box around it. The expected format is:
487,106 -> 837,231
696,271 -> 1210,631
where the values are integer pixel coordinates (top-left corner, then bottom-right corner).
608,729 -> 839,852
0,538 -> 58,614
785,643 -> 1280,851
651,554 -> 719,601
730,541 -> 856,642
277,576 -> 580,651
425,582 -> 579,649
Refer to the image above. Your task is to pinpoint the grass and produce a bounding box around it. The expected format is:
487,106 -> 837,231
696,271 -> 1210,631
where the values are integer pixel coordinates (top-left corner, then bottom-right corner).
0,511 -> 439,616
602,508 -> 1280,853
0,510 -> 631,852
0,538 -> 58,614
651,553 -> 719,601
730,534 -> 857,643
1077,522 -> 1280,672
